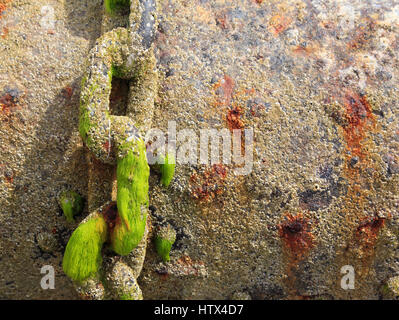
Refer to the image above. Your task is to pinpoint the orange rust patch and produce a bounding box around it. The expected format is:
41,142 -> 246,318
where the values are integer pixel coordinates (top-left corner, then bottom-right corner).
0,0 -> 12,18
215,12 -> 229,30
176,255 -> 205,276
226,105 -> 244,130
155,268 -> 169,280
292,45 -> 317,57
189,164 -> 228,201
62,86 -> 73,99
212,75 -> 249,131
4,170 -> 13,183
213,75 -> 235,107
347,18 -> 377,50
339,92 -> 376,228
269,14 -> 292,36
330,89 -> 384,276
342,91 -> 375,160
278,212 -> 315,297
102,140 -> 112,154
345,214 -> 388,276
355,215 -> 385,252
1,26 -> 8,38
0,91 -> 19,121
278,212 -> 315,263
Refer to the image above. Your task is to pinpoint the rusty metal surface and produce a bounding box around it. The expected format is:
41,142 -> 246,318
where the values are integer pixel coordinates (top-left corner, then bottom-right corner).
0,0 -> 399,299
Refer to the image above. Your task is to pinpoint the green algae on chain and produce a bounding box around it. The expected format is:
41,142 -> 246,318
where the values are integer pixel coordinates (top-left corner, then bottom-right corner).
111,138 -> 150,256
159,153 -> 176,187
105,0 -> 131,15
79,27 -> 158,164
154,223 -> 176,262
63,214 -> 108,283
58,190 -> 84,223
68,0 -> 167,296
79,28 -> 128,164
149,152 -> 176,187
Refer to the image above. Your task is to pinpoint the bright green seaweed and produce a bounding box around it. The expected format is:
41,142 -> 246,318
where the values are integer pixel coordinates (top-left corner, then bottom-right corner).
62,215 -> 108,282
111,139 -> 150,256
160,153 -> 176,187
59,190 -> 84,223
154,224 -> 176,262
105,0 -> 131,14
63,0 -> 175,294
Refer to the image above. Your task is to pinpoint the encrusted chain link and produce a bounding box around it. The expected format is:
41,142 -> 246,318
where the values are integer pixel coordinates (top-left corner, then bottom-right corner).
61,0 -> 173,300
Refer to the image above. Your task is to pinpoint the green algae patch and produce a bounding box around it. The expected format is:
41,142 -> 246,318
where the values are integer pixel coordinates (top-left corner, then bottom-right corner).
111,139 -> 150,255
63,215 -> 108,283
105,0 -> 131,15
58,190 -> 84,223
160,153 -> 176,187
154,224 -> 176,262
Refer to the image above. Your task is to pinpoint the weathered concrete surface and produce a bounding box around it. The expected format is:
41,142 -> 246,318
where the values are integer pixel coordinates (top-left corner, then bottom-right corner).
1,0 -> 399,299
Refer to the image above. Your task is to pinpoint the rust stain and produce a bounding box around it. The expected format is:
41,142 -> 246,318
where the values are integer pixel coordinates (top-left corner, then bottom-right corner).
0,0 -> 11,38
269,14 -> 292,36
189,164 -> 228,202
340,92 -> 376,226
355,215 -> 385,253
1,26 -> 8,38
101,201 -> 119,235
211,75 -> 253,132
176,255 -> 205,277
62,86 -> 73,99
278,212 -> 315,263
0,0 -> 11,18
348,18 -> 377,50
226,104 -> 244,131
155,268 -> 169,281
342,91 -> 376,160
210,76 -> 256,158
215,12 -> 229,30
291,45 -> 317,58
278,212 -> 315,297
0,89 -> 21,122
3,169 -> 14,183
102,140 -> 112,154
344,214 -> 388,276
329,89 -> 386,277
213,74 -> 235,107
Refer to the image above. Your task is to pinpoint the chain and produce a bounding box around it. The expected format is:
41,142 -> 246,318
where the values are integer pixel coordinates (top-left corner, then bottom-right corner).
61,0 -> 173,300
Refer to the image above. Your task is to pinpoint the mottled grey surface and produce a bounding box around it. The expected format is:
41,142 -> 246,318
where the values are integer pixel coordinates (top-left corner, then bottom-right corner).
1,0 -> 399,299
